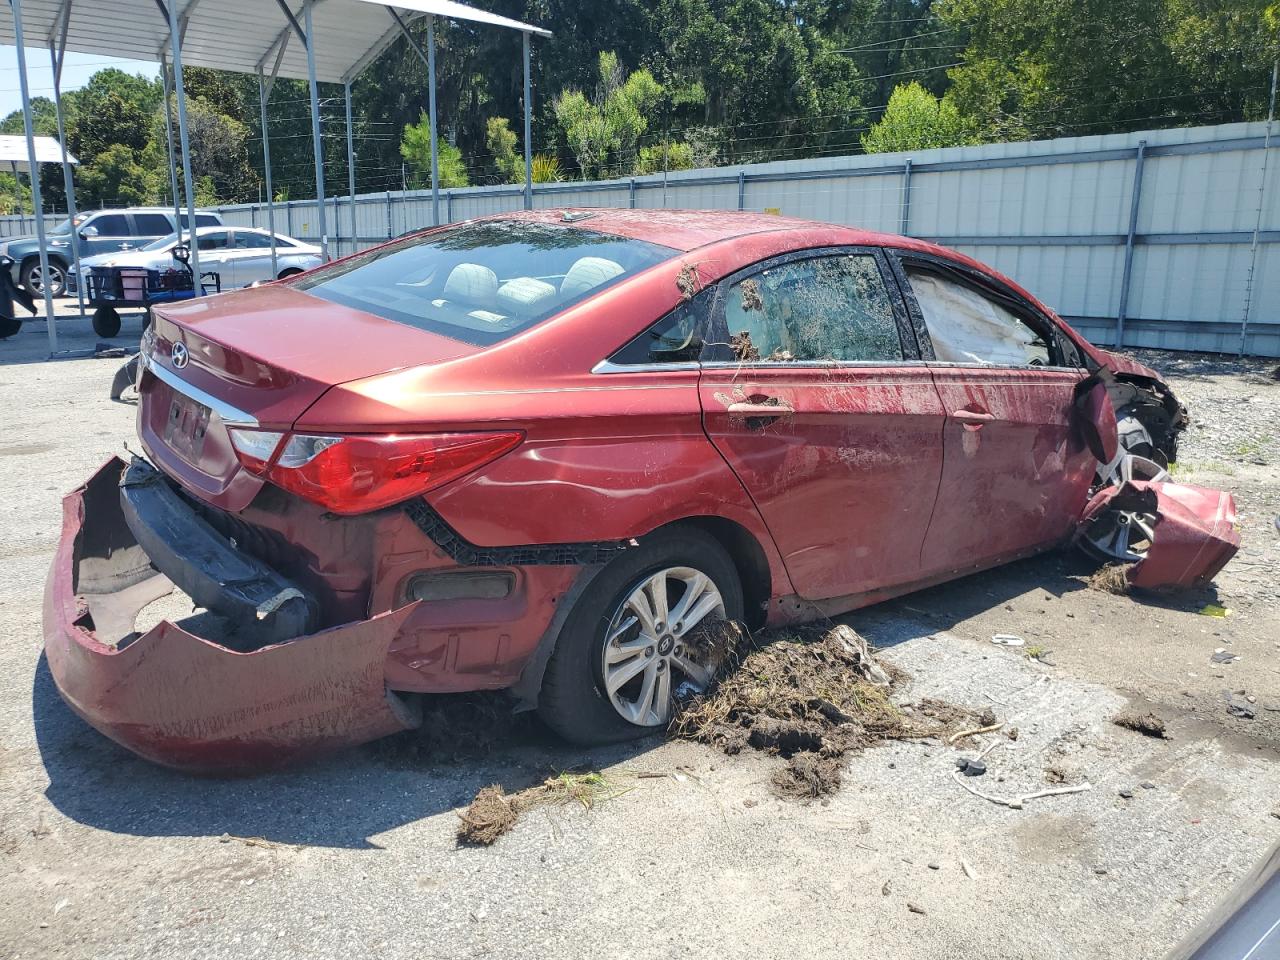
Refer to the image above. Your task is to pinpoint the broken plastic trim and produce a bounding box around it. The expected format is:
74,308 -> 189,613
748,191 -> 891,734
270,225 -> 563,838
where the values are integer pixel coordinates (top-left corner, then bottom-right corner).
402,498 -> 631,567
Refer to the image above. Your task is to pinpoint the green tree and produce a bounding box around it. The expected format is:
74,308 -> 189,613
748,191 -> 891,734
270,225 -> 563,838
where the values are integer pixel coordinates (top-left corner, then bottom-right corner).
485,116 -> 521,182
636,141 -> 696,173
861,82 -> 972,153
400,112 -> 470,188
554,51 -> 663,178
77,143 -> 158,206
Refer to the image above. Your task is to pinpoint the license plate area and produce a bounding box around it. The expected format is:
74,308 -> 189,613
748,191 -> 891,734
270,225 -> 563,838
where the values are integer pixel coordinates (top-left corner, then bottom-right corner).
163,393 -> 212,461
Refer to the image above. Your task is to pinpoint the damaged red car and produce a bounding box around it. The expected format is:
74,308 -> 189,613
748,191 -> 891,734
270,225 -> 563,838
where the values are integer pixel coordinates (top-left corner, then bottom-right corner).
44,209 -> 1239,773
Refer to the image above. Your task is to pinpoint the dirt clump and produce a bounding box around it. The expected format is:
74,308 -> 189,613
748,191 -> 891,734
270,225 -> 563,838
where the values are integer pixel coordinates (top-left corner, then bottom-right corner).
676,261 -> 705,300
1088,564 -> 1134,595
671,623 -> 979,800
730,331 -> 760,361
456,771 -> 622,846
457,785 -> 520,845
1113,711 -> 1167,738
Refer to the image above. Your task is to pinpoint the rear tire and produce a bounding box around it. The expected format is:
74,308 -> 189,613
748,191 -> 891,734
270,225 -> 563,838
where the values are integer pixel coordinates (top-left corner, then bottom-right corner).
92,305 -> 121,338
537,527 -> 744,745
277,268 -> 303,280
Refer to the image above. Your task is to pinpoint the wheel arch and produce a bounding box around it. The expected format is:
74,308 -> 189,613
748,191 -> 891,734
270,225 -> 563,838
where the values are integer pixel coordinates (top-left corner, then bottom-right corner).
646,515 -> 772,630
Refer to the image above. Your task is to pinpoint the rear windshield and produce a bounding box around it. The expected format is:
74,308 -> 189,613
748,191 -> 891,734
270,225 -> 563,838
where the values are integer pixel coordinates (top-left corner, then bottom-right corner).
292,220 -> 676,346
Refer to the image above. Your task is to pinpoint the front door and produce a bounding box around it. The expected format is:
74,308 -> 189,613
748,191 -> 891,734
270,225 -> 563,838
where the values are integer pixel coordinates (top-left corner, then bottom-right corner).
893,256 -> 1096,575
225,231 -> 278,287
698,248 -> 946,602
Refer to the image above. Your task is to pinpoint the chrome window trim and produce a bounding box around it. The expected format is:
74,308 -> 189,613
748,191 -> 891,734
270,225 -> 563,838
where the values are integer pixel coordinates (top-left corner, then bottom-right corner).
925,361 -> 1085,374
699,359 -> 929,370
139,350 -> 260,426
591,359 -> 701,375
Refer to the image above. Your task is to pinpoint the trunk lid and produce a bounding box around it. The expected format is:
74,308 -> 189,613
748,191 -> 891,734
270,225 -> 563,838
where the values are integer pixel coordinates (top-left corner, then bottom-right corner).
139,284 -> 478,511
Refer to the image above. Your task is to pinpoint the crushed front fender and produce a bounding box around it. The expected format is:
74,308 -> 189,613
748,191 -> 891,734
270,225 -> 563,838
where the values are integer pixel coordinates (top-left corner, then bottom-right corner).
42,457 -> 421,774
1078,478 -> 1240,590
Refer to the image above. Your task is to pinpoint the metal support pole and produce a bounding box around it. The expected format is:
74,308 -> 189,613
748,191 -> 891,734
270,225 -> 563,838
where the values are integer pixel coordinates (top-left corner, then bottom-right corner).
166,0 -> 202,296
1115,140 -> 1147,349
900,158 -> 913,236
737,170 -> 746,211
522,31 -> 532,210
1240,60 -> 1278,357
344,81 -> 357,258
427,17 -> 440,226
49,18 -> 86,321
385,190 -> 392,239
303,2 -> 329,260
629,178 -> 636,208
258,69 -> 279,278
445,189 -> 452,223
161,56 -> 182,230
9,0 -> 58,351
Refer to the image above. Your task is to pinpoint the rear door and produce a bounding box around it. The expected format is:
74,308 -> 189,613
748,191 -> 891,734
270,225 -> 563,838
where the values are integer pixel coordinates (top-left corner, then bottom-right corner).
131,212 -> 175,249
890,253 -> 1095,574
194,230 -> 234,289
698,247 -> 946,602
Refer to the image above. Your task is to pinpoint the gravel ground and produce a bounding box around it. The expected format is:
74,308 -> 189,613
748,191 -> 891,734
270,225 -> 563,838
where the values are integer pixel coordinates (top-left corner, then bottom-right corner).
1,319 -> 1278,960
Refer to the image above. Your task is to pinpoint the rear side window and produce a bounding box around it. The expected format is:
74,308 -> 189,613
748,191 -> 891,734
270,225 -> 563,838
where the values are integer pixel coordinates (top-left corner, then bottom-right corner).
609,288 -> 713,365
723,254 -> 903,362
293,220 -> 675,346
192,213 -> 221,228
133,213 -> 172,235
233,231 -> 274,249
907,269 -> 1050,367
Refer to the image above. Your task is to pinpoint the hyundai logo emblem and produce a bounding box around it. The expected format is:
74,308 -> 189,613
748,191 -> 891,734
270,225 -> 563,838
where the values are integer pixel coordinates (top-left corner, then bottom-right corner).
170,342 -> 190,369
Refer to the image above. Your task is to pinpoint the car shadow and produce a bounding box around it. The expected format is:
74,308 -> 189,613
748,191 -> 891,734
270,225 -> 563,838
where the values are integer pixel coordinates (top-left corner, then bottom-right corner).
33,654 -> 655,850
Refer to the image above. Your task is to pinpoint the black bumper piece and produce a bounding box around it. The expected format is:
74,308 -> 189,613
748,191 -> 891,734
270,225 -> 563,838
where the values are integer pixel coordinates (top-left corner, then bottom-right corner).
118,458 -> 318,644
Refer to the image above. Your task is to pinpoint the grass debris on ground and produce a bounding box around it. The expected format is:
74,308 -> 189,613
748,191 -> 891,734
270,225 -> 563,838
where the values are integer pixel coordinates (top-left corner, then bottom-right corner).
1113,710 -> 1168,738
457,771 -> 628,846
1088,563 -> 1134,595
670,622 -> 980,800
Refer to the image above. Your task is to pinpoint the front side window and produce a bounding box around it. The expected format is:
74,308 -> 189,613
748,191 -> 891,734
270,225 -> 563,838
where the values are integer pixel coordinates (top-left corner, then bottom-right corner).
907,268 -> 1051,367
89,214 -> 129,236
722,254 -> 903,363
293,220 -> 675,346
196,232 -> 230,251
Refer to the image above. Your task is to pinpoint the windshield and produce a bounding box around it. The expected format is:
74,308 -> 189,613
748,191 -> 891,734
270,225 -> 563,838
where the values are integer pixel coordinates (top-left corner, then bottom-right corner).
49,213 -> 91,235
292,220 -> 676,346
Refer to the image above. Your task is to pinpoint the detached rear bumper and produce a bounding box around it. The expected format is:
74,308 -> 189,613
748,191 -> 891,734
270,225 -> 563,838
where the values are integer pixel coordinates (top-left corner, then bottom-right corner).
42,457 -> 420,774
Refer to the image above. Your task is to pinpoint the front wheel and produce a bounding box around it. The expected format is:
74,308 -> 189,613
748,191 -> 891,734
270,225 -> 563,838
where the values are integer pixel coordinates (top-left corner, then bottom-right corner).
92,305 -> 121,338
277,268 -> 303,280
22,258 -> 66,298
538,528 -> 744,744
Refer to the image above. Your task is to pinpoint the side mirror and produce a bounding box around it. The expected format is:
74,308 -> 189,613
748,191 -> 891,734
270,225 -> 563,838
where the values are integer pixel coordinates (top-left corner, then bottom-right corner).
1073,375 -> 1119,465
80,225 -> 99,239
171,244 -> 191,265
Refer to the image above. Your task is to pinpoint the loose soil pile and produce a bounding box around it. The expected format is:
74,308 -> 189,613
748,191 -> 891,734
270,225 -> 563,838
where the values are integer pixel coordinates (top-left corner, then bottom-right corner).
671,623 -> 980,799
1088,564 -> 1134,595
1113,710 -> 1168,738
457,772 -> 621,846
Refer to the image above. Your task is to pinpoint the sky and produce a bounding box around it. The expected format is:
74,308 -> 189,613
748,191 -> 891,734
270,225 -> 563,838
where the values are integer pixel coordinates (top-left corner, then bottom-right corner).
0,47 -> 159,121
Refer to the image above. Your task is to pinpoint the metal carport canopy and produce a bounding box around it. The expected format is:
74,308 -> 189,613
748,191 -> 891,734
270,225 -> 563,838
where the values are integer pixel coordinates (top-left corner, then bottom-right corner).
1,0 -> 549,357
0,0 -> 546,83
0,134 -> 76,173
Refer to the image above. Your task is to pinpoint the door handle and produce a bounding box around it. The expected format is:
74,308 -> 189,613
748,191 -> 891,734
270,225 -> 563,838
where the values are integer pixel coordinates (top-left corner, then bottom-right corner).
952,409 -> 996,427
728,400 -> 794,418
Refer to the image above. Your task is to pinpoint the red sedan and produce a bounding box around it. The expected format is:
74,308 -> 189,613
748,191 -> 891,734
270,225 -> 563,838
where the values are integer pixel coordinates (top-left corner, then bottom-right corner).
43,209 -> 1231,772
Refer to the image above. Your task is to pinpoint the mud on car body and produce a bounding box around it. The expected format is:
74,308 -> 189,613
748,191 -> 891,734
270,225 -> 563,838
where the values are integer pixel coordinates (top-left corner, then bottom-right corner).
43,209 -> 1238,773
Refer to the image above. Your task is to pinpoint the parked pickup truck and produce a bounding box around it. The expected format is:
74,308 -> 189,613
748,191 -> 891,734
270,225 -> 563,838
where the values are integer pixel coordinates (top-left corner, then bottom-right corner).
0,207 -> 222,298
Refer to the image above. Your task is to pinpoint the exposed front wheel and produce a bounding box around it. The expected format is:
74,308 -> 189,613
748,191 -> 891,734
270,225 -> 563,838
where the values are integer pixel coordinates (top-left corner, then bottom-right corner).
538,528 -> 744,744
22,258 -> 66,298
92,305 -> 122,338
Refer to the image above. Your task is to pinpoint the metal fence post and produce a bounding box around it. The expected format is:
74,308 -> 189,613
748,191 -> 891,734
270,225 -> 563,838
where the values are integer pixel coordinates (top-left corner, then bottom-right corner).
386,190 -> 392,238
1240,61 -> 1278,357
629,178 -> 636,208
900,158 -> 913,236
446,189 -> 452,224
1115,140 -> 1148,349
737,171 -> 746,211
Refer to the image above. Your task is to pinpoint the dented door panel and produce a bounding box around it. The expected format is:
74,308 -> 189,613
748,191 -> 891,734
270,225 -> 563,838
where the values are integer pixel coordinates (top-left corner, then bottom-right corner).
699,364 -> 946,600
921,367 -> 1096,572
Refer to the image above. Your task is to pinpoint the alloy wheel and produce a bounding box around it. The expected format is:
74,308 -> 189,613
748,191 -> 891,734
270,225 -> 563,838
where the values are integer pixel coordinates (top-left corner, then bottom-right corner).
25,261 -> 65,298
600,566 -> 725,727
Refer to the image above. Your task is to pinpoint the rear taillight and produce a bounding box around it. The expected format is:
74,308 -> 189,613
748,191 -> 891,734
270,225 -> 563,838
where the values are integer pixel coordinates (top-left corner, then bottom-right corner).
229,429 -> 522,515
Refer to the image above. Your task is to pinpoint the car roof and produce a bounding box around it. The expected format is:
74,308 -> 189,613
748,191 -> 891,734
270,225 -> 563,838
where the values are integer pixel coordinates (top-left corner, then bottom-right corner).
492,207 -> 919,254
